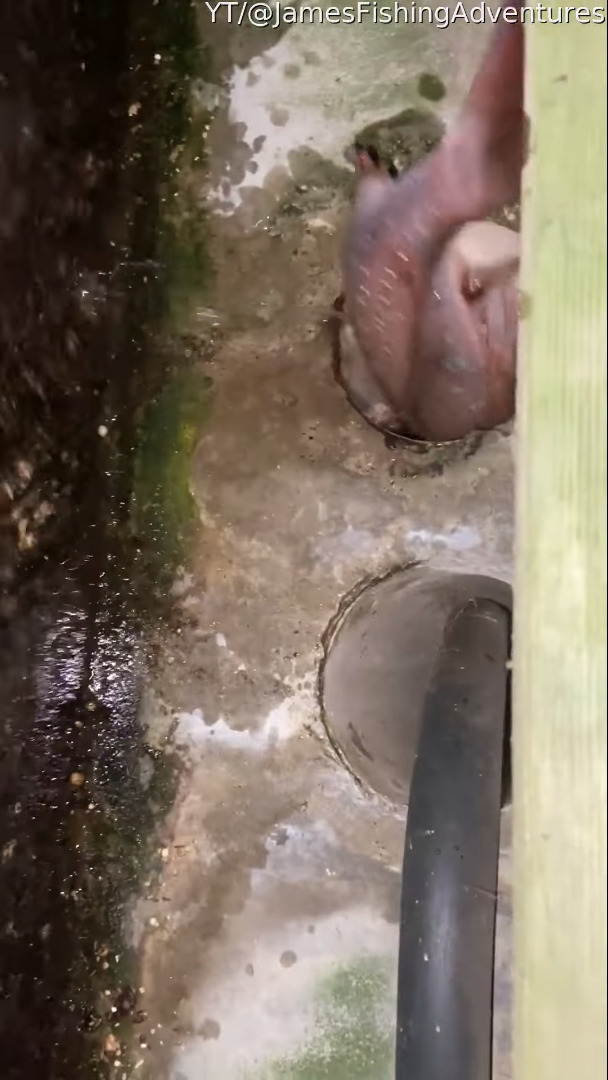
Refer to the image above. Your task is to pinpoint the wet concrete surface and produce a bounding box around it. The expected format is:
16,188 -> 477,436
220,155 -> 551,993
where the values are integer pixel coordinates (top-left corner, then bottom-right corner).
1,6 -> 516,1079
0,0 -> 203,1075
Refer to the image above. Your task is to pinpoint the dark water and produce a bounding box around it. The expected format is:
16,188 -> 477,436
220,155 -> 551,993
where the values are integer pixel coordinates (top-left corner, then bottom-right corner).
0,1 -> 198,1074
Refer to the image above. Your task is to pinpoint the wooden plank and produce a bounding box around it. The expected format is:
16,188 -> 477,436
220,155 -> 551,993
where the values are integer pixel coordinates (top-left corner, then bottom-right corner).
513,17 -> 607,1080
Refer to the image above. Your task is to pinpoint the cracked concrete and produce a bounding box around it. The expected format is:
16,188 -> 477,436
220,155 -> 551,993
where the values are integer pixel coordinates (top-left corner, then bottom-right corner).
131,12 -> 513,1080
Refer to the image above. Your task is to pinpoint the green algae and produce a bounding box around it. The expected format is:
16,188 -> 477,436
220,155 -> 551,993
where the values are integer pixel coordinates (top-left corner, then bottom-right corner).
251,957 -> 394,1080
354,106 -> 444,174
132,363 -> 213,589
125,0 -> 217,585
156,187 -> 212,329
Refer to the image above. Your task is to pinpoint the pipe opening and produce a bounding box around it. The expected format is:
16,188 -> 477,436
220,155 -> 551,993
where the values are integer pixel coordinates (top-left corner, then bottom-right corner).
319,565 -> 512,806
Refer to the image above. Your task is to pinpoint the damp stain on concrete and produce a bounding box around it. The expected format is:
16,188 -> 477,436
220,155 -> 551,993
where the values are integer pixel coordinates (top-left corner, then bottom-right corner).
417,71 -> 447,102
204,15 -> 492,216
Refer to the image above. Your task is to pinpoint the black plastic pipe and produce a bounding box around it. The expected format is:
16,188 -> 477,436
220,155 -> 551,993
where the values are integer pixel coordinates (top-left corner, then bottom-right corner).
395,597 -> 510,1080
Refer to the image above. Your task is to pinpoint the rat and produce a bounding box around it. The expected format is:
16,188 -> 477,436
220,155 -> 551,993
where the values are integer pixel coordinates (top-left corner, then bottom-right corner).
337,14 -> 525,442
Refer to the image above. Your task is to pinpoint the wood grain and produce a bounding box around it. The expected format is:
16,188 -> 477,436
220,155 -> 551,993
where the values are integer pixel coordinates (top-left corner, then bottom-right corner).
513,17 -> 607,1080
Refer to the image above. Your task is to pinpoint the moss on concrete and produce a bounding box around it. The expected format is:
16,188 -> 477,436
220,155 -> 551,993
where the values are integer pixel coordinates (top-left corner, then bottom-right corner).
354,106 -> 444,173
156,187 -> 212,329
251,957 -> 394,1080
129,0 -> 216,592
132,364 -> 212,589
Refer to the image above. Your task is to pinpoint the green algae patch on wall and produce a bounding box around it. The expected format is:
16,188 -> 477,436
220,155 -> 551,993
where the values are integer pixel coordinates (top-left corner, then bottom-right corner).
126,0 -> 219,593
144,3 -> 216,332
153,65 -> 216,332
250,956 -> 395,1080
156,182 -> 212,331
131,364 -> 213,589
